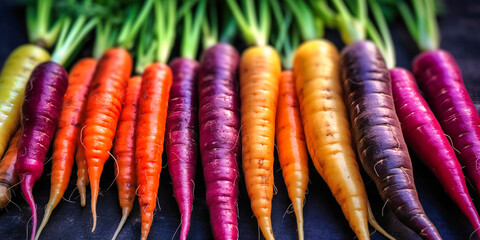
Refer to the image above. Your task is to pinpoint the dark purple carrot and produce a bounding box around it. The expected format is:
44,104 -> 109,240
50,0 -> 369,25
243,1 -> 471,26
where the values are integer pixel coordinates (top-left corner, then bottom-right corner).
166,58 -> 199,240
391,68 -> 480,237
198,43 -> 240,240
15,62 -> 68,240
340,40 -> 441,240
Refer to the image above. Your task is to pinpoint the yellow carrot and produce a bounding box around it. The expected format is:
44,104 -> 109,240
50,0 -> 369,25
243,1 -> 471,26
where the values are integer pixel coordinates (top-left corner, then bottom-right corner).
240,46 -> 281,240
293,40 -> 369,240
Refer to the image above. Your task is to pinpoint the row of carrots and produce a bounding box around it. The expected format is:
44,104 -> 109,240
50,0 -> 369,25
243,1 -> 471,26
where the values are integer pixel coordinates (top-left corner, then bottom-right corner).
0,0 -> 479,240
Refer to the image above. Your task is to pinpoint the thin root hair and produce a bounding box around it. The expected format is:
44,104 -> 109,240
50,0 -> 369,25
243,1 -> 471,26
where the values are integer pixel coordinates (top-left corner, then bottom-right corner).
381,199 -> 389,217
171,218 -> 182,240
106,151 -> 119,191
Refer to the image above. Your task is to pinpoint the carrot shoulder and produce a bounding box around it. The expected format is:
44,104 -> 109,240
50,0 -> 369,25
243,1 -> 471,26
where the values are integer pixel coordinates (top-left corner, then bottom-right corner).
240,46 -> 281,240
136,63 -> 172,240
275,70 -> 309,240
82,48 -> 132,231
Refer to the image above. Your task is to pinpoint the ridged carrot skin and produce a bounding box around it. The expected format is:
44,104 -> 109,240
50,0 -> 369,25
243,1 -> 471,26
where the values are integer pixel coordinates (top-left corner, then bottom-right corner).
36,58 -> 98,239
275,70 -> 308,240
240,45 -> 281,240
111,76 -> 142,240
136,63 -> 172,240
81,48 -> 132,231
412,50 -> 480,195
198,43 -> 241,240
293,40 -> 369,240
16,62 -> 68,240
391,67 -> 480,239
0,44 -> 50,157
166,58 -> 199,240
0,128 -> 21,208
340,41 -> 441,240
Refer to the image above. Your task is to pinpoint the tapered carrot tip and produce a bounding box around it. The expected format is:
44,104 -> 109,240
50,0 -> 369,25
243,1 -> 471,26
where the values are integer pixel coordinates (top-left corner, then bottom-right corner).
35,203 -> 54,240
179,210 -> 192,240
141,220 -> 153,240
257,216 -> 275,240
292,198 -> 304,240
21,175 -> 37,240
111,207 -> 131,240
91,190 -> 98,232
0,184 -> 11,208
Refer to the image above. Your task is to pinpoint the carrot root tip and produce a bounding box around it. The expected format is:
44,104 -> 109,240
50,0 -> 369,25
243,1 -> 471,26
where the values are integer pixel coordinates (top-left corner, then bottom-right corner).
111,208 -> 130,240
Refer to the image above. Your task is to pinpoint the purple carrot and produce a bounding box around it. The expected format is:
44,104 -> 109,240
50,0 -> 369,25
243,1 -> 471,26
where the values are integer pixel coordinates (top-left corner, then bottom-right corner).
340,41 -> 441,240
15,62 -> 68,240
413,50 -> 480,197
166,58 -> 199,240
391,67 -> 480,238
198,43 -> 241,240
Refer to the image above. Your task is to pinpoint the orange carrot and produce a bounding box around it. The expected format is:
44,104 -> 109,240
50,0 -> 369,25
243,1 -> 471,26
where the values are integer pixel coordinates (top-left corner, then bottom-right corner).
0,128 -> 21,208
81,48 -> 132,231
240,46 -> 281,240
36,58 -> 97,239
275,70 -> 309,240
111,76 -> 142,240
136,63 -> 172,240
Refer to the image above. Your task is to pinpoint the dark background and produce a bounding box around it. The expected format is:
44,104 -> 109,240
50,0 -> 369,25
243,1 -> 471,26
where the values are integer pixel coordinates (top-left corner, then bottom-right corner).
1,0 -> 480,239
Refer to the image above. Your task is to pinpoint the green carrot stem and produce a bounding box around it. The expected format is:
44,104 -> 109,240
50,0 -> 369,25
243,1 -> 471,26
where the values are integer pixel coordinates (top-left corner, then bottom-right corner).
309,0 -> 336,28
331,0 -> 366,44
117,0 -> 154,50
93,18 -> 115,59
219,18 -> 237,43
225,0 -> 268,46
176,0 -> 199,21
27,0 -> 63,48
136,19 -> 157,74
367,0 -> 395,68
155,0 -> 176,63
285,0 -> 319,40
398,1 -> 418,42
51,17 -> 97,66
181,0 -> 206,59
397,0 -> 439,51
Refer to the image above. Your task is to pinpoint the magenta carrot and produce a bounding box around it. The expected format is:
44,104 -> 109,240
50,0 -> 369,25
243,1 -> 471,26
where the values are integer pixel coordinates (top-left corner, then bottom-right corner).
198,43 -> 241,240
165,2 -> 205,238
15,62 -> 68,240
391,68 -> 480,237
166,58 -> 199,240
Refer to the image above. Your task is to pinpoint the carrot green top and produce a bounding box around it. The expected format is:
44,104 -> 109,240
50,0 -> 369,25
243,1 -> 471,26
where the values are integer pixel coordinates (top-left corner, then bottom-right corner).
180,0 -> 206,60
331,0 -> 368,44
269,1 -> 302,69
202,1 -> 237,50
226,0 -> 271,46
135,0 -> 177,73
50,0 -> 97,66
398,0 -> 439,51
26,0 -> 64,48
366,0 -> 396,69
